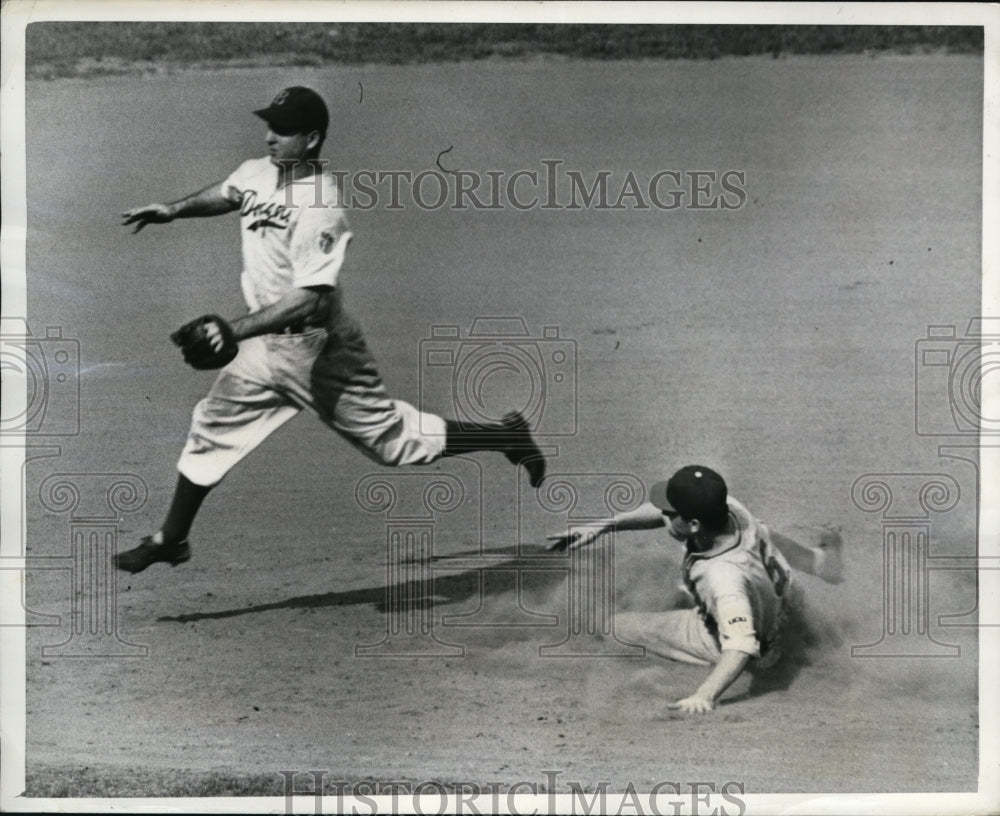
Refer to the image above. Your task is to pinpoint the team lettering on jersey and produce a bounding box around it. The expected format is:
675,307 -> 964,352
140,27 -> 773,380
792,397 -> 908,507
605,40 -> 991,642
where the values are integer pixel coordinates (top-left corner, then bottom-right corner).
240,189 -> 292,233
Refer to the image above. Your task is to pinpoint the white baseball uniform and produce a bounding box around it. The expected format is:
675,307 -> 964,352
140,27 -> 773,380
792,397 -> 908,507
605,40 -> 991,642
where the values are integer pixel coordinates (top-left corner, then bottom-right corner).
177,158 -> 446,487
616,497 -> 792,667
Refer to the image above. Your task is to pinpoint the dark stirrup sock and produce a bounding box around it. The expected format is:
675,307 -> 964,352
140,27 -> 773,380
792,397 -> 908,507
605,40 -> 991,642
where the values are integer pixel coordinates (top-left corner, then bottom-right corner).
441,413 -> 546,487
442,419 -> 515,454
159,474 -> 212,544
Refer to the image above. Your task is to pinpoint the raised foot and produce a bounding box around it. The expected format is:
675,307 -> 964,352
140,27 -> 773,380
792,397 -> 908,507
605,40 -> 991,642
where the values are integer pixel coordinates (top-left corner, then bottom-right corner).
814,525 -> 843,584
501,411 -> 546,488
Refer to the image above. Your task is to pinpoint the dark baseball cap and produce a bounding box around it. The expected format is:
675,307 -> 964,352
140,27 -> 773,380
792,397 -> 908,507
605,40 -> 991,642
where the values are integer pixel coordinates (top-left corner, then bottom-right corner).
254,86 -> 329,135
649,465 -> 728,522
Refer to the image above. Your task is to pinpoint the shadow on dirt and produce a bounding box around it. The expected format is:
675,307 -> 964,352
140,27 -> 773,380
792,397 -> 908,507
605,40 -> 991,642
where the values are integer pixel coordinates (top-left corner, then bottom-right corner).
158,544 -> 570,623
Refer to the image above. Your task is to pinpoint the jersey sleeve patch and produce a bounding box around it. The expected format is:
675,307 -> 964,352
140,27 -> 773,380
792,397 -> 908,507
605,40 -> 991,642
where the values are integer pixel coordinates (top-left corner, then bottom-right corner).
713,593 -> 760,657
319,229 -> 338,254
295,230 -> 353,290
286,175 -> 352,289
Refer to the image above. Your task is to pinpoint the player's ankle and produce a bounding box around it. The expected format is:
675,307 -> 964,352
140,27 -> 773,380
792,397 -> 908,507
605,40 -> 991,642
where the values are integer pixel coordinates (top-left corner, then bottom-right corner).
152,530 -> 186,547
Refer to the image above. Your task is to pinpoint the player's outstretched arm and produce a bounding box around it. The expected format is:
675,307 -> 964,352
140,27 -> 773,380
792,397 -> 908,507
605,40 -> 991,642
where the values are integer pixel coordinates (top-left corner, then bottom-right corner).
669,650 -> 750,713
546,501 -> 666,551
121,181 -> 238,232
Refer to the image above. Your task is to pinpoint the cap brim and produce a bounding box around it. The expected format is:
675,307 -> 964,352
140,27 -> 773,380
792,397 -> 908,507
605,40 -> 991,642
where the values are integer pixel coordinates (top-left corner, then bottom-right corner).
648,480 -> 675,513
254,108 -> 295,132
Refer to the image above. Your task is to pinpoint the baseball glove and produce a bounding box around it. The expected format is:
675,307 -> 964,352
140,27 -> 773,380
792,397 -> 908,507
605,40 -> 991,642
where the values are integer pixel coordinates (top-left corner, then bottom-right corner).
170,314 -> 239,370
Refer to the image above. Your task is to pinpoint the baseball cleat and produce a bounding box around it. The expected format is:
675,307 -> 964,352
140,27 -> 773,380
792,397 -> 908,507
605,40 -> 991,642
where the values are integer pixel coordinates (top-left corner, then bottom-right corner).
501,411 -> 547,488
114,536 -> 191,574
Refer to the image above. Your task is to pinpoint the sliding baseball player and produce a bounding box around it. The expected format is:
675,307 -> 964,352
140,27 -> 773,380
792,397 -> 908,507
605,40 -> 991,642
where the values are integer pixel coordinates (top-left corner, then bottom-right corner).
548,464 -> 842,713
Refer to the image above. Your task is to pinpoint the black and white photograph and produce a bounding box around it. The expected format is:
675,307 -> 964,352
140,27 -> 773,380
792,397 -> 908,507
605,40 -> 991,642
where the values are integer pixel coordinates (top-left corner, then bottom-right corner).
1,1 -> 997,813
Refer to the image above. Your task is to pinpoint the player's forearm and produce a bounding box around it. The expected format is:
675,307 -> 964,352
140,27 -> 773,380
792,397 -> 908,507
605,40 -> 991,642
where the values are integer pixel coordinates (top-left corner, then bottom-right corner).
230,289 -> 323,340
693,650 -> 750,703
606,502 -> 668,533
166,182 -> 237,219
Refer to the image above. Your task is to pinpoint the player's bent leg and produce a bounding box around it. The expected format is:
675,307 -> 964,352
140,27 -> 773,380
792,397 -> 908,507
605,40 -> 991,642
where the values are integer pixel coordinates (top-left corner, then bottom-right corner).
178,370 -> 302,486
770,526 -> 843,584
615,610 -> 721,666
308,312 -> 547,481
117,361 -> 301,574
325,399 -> 548,485
308,317 -> 449,465
323,390 -> 448,466
309,326 -> 545,480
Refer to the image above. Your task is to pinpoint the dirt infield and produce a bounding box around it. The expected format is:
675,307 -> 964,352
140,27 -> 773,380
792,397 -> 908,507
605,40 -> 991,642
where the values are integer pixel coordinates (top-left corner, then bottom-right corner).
19,53 -> 982,796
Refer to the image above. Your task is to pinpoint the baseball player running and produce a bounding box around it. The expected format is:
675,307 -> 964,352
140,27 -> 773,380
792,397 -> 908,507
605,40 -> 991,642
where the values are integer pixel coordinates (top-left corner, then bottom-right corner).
547,465 -> 842,713
116,86 -> 545,575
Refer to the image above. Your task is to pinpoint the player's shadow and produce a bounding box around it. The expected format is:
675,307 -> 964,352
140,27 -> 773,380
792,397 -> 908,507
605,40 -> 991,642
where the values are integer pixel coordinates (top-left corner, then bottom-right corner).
744,658 -> 804,700
157,544 -> 568,624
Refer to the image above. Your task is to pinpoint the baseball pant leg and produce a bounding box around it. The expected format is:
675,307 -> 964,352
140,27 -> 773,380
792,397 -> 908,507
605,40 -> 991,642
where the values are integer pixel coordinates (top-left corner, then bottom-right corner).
177,337 -> 302,487
326,391 -> 447,466
309,317 -> 446,466
616,609 -> 722,666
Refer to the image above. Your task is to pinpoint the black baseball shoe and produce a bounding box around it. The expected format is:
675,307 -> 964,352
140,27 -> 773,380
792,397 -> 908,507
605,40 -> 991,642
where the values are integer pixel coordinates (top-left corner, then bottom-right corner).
114,536 -> 191,574
501,411 -> 547,488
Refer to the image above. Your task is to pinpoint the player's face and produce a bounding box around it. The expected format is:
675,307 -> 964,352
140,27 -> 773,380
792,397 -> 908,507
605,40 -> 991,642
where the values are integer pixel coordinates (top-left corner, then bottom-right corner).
662,510 -> 695,542
265,128 -> 317,164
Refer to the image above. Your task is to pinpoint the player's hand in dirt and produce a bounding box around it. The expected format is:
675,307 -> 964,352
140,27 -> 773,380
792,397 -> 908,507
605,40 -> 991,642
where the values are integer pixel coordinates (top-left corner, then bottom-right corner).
668,694 -> 715,714
546,524 -> 607,551
122,202 -> 175,233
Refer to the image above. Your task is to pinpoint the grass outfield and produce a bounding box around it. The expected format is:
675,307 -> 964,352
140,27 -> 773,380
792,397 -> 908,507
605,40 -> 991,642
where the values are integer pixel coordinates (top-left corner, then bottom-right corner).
26,765 -> 288,797
26,765 -> 531,797
25,22 -> 984,79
